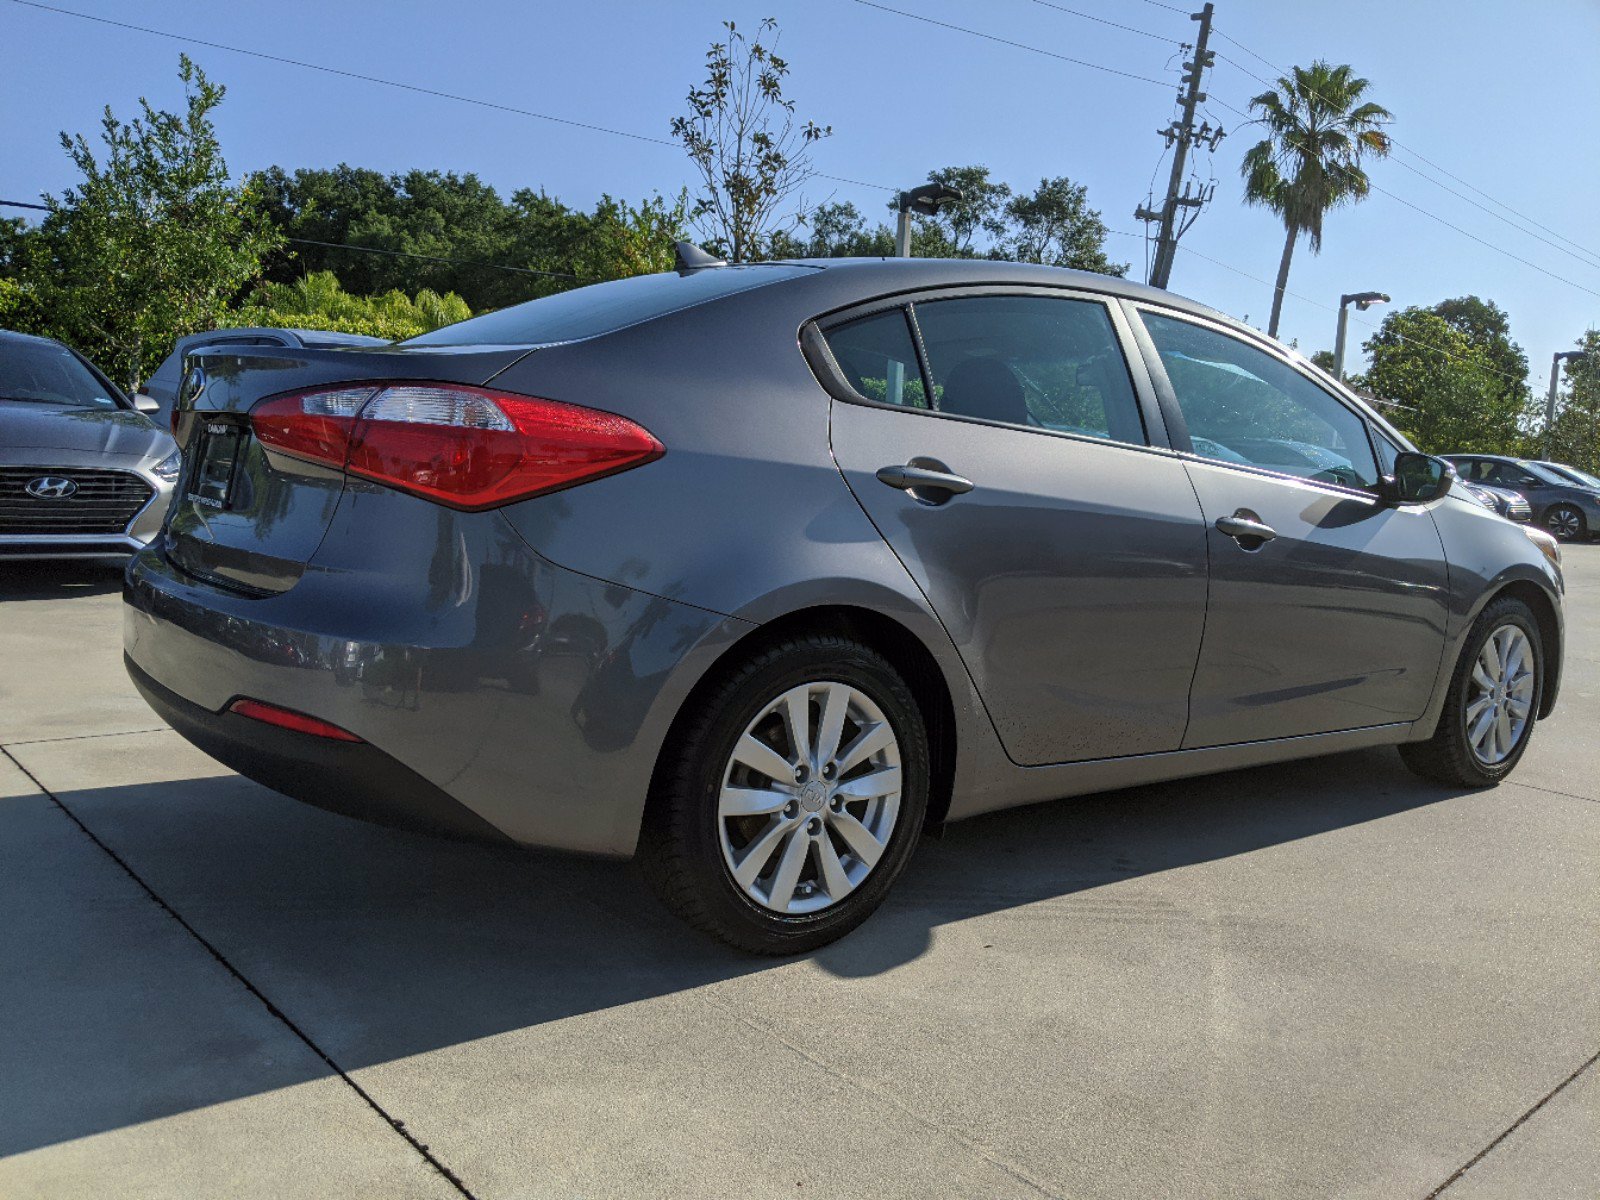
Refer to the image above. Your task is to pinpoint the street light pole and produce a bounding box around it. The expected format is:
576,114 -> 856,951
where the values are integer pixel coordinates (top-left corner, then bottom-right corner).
1544,350 -> 1588,458
893,183 -> 964,258
1333,291 -> 1390,380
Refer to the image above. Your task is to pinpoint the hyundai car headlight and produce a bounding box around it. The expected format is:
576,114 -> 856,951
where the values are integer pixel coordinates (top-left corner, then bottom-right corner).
1523,525 -> 1561,570
152,450 -> 182,483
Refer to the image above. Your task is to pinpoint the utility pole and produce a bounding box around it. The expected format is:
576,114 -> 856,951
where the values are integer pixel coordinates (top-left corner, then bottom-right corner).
1544,350 -> 1588,458
1136,2 -> 1219,290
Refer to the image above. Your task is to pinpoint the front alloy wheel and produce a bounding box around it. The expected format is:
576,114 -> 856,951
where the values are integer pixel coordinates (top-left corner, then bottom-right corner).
1400,596 -> 1542,786
1463,625 -> 1536,765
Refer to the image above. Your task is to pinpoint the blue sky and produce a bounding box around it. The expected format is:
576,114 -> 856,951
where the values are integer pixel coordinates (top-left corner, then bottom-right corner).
4,0 -> 1598,386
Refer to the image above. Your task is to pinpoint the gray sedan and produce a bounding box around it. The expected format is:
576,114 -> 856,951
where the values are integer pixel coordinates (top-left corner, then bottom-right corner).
124,255 -> 1565,953
1,329 -> 179,561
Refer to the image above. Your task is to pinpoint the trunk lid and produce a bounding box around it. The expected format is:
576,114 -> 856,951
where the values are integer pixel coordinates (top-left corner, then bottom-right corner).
165,342 -> 531,592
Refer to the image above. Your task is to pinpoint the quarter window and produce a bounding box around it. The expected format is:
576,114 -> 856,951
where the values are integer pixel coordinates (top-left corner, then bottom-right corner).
822,309 -> 928,409
912,295 -> 1145,444
1141,311 -> 1380,488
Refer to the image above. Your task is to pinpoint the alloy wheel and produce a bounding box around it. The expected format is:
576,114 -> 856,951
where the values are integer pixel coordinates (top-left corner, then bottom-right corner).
1545,506 -> 1583,541
717,681 -> 902,915
1464,624 -> 1536,765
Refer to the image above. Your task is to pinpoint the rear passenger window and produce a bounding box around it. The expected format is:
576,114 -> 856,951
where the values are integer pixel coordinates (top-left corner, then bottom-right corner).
823,309 -> 928,409
913,295 -> 1145,444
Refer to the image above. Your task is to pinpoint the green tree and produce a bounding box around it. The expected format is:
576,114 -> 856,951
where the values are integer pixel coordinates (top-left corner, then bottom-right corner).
18,56 -> 282,389
1358,307 -> 1517,452
1002,176 -> 1126,276
1309,349 -> 1337,373
225,270 -> 471,341
1241,61 -> 1392,337
671,18 -> 831,262
1427,295 -> 1533,426
1546,330 -> 1600,472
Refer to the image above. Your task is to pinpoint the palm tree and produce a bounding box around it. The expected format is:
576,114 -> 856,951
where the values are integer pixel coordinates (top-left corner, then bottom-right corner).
1241,61 -> 1392,338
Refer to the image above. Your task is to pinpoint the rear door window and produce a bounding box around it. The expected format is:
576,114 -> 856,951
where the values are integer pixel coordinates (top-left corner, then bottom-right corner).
911,294 -> 1145,444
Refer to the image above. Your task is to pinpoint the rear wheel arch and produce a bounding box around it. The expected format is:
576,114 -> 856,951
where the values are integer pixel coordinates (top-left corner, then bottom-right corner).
643,604 -> 958,840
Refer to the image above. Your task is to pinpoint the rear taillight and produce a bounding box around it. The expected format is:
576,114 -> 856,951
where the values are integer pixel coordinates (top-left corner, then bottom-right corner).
249,383 -> 663,510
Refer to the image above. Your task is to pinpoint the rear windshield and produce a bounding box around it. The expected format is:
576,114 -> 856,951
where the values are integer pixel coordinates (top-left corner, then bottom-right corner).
402,266 -> 811,347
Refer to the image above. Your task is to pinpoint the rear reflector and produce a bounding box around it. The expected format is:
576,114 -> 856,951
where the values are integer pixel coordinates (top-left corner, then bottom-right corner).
250,383 -> 662,510
228,698 -> 363,742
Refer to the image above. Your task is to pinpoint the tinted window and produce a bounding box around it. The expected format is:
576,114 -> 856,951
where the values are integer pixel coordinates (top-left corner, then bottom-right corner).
913,295 -> 1144,443
403,266 -> 811,346
0,340 -> 118,410
1485,461 -> 1544,488
823,309 -> 927,408
1141,312 -> 1379,488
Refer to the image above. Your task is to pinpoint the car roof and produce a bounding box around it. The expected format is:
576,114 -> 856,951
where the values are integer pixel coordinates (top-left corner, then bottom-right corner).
0,327 -> 69,349
773,256 -> 1238,327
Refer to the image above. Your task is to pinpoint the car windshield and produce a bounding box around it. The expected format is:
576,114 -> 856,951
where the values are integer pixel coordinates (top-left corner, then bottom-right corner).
1538,461 -> 1600,488
0,340 -> 119,410
1514,460 -> 1575,486
401,265 -> 812,347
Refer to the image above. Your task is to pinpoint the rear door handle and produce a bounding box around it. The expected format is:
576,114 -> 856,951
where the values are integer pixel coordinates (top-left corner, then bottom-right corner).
1215,514 -> 1277,544
875,464 -> 975,495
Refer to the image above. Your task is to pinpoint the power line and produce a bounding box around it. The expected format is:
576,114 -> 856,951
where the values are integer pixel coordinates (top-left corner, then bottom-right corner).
1204,95 -> 1600,301
846,0 -> 1171,87
1019,0 -> 1174,43
2,0 -> 895,194
283,237 -> 584,280
1209,23 -> 1600,265
1172,241 -> 1532,388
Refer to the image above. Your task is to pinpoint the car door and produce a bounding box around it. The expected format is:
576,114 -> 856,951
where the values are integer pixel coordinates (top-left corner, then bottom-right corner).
1127,304 -> 1451,747
815,289 -> 1209,766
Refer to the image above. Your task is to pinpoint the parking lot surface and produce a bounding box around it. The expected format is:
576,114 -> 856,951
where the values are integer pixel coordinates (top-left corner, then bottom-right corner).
1,551 -> 1596,1199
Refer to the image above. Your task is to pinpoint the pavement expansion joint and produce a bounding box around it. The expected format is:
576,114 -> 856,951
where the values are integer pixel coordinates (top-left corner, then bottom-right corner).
0,744 -> 481,1200
1425,1047 -> 1600,1197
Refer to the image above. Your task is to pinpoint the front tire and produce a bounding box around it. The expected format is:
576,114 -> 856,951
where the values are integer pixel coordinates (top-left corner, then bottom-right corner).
1543,504 -> 1586,542
640,634 -> 929,954
1400,596 -> 1542,787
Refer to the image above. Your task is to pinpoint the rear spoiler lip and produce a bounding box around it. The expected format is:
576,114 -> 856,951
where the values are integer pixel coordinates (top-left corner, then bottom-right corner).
179,343 -> 543,417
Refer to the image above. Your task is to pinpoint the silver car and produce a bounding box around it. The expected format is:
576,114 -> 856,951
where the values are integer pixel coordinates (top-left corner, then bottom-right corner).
124,255 -> 1565,953
1,329 -> 180,561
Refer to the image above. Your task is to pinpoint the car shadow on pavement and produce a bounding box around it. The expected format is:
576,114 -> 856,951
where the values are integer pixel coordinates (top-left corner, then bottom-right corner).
0,561 -> 125,600
4,741 -> 1474,1157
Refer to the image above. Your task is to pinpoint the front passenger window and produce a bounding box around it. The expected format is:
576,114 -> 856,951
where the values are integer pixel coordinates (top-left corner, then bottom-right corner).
1141,311 -> 1380,489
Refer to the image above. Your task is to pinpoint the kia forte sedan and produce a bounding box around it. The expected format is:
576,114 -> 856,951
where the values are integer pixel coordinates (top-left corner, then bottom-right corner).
2,329 -> 180,560
124,254 -> 1565,953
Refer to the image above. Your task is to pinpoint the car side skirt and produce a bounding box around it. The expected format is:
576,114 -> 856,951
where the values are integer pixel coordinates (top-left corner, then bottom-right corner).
945,722 -> 1414,823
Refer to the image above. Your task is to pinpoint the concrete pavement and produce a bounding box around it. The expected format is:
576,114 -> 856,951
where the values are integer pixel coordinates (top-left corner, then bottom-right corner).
1,552 -> 1595,1198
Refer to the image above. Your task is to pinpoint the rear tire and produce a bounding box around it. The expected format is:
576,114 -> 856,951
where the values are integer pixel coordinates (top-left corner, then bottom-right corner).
640,634 -> 929,954
1543,504 -> 1586,542
1400,596 -> 1542,787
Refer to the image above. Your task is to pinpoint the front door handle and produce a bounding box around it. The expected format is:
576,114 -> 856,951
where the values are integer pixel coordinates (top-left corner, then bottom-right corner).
1215,513 -> 1277,545
875,463 -> 975,496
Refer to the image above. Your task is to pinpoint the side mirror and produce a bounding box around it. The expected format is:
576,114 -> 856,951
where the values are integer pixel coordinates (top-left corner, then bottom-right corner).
1381,452 -> 1454,504
132,392 -> 159,414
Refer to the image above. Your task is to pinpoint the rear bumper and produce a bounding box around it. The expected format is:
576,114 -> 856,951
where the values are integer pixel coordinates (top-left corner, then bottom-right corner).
126,655 -> 510,842
123,493 -> 749,856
